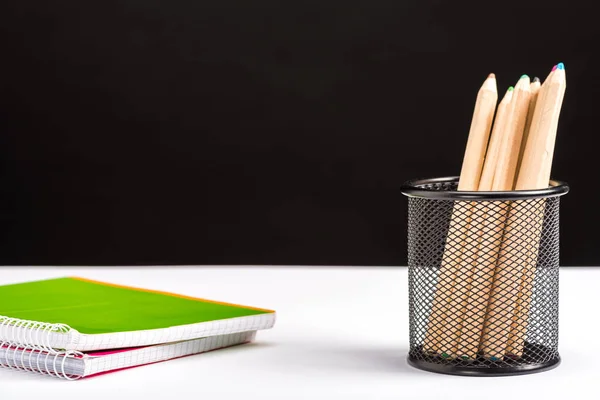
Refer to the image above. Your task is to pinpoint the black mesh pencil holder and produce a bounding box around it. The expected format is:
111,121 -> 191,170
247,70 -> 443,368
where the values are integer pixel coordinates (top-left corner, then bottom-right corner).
401,176 -> 569,376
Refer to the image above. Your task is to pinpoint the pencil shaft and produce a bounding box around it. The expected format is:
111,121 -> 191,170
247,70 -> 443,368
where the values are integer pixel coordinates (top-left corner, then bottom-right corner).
517,69 -> 566,189
458,76 -> 498,190
505,203 -> 545,356
516,81 -> 542,175
452,87 -> 514,359
479,203 -> 525,358
506,68 -> 567,357
455,201 -> 508,359
492,77 -> 531,191
422,206 -> 472,354
480,77 -> 531,358
479,88 -> 514,190
438,204 -> 476,357
423,76 -> 496,354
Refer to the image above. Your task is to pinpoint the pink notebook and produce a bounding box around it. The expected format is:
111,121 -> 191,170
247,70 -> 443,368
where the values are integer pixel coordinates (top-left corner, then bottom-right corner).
1,331 -> 255,380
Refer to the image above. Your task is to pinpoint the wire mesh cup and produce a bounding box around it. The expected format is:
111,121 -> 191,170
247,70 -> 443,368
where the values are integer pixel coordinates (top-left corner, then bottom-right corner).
401,176 -> 569,376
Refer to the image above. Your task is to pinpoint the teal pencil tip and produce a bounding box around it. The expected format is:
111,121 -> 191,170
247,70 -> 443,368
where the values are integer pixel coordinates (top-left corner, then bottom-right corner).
520,74 -> 529,80
557,62 -> 565,70
490,356 -> 499,361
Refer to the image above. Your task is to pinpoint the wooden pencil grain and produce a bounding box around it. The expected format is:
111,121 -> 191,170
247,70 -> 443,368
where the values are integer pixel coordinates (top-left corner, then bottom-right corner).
480,75 -> 532,359
423,74 -> 497,354
454,87 -> 514,359
506,67 -> 567,357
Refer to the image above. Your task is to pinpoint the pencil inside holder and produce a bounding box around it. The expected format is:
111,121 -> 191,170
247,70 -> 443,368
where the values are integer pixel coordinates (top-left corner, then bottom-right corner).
401,176 -> 569,376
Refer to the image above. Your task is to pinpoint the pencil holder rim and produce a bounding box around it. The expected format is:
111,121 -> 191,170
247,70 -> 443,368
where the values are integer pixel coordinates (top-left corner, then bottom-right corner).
401,176 -> 569,201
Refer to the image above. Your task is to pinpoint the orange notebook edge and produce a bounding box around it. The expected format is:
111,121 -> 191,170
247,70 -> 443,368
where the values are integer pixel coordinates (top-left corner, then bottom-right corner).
69,276 -> 275,314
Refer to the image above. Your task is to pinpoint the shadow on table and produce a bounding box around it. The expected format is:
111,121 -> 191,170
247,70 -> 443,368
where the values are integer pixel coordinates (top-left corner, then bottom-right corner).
314,347 -> 424,375
250,342 -> 427,376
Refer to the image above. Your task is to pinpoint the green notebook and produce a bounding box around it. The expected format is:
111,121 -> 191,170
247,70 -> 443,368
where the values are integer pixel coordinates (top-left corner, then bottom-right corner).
0,277 -> 275,351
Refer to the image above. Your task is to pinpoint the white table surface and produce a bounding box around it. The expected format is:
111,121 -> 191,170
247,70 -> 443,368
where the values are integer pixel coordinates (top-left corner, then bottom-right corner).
0,266 -> 596,399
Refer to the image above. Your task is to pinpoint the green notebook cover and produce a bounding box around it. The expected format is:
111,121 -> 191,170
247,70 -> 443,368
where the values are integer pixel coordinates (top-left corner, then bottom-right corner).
0,277 -> 273,334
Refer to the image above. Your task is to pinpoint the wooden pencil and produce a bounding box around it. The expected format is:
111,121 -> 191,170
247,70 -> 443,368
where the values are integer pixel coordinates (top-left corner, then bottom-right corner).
434,74 -> 498,357
515,66 -> 565,189
506,64 -> 567,357
422,74 -> 497,355
453,86 -> 514,359
490,75 -> 533,190
479,74 -> 532,359
458,73 -> 499,191
516,77 -> 542,175
480,87 -> 515,190
498,76 -> 543,358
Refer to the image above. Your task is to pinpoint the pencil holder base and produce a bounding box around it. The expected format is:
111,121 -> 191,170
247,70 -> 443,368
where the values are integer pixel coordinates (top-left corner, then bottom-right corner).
407,344 -> 560,376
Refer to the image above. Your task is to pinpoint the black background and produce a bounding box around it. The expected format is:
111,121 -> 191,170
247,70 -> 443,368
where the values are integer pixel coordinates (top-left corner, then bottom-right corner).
0,1 -> 597,266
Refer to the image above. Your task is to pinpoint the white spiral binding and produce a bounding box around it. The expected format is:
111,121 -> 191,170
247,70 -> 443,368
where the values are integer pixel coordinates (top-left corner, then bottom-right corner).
0,316 -> 82,379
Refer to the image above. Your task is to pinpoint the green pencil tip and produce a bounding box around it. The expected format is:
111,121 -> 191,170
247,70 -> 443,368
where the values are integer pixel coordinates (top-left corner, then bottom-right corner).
441,352 -> 450,359
520,74 -> 529,79
508,86 -> 514,91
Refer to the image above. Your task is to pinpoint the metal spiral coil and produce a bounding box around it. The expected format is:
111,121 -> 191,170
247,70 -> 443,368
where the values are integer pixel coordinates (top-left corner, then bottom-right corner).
0,316 -> 82,379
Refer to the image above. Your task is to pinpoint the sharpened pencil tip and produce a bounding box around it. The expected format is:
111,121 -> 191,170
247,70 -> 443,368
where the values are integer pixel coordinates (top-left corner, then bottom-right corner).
520,74 -> 529,80
488,73 -> 495,79
557,62 -> 565,70
508,86 -> 514,91
533,77 -> 540,83
551,65 -> 557,72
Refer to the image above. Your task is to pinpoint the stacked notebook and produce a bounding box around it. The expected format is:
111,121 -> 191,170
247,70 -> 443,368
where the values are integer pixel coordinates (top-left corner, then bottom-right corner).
0,277 -> 276,379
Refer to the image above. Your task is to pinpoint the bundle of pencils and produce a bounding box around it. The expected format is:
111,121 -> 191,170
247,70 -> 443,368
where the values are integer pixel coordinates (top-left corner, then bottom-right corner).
424,63 -> 567,360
